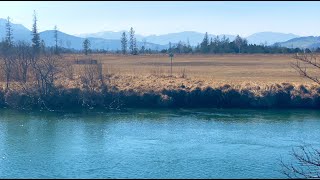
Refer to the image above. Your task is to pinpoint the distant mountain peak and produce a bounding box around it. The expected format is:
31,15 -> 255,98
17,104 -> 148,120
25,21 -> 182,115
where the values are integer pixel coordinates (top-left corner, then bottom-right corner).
276,36 -> 320,49
246,32 -> 300,45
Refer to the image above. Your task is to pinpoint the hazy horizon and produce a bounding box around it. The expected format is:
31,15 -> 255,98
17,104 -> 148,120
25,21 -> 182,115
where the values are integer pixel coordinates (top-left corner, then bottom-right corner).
0,1 -> 320,37
0,17 -> 304,38
75,30 -> 300,38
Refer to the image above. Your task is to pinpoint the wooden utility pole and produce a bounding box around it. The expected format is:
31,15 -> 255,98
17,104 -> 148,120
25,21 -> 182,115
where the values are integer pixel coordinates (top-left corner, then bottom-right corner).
169,53 -> 174,77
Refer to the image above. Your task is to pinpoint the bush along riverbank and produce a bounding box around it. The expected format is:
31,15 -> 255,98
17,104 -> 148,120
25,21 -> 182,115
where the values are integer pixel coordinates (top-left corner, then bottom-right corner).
0,82 -> 319,111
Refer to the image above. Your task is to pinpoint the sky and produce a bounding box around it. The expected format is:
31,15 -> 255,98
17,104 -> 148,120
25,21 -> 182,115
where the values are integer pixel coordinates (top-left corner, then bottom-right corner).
0,1 -> 319,37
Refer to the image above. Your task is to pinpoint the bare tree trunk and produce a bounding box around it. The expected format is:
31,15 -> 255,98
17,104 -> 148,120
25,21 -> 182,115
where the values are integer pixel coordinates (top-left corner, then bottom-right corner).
2,56 -> 14,91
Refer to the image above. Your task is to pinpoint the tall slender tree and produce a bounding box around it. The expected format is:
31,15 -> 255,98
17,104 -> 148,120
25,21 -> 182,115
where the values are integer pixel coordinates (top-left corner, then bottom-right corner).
5,16 -> 13,48
40,40 -> 46,53
31,10 -> 41,56
140,39 -> 146,54
83,38 -> 90,55
234,35 -> 243,53
121,32 -> 128,54
133,37 -> 138,55
187,39 -> 191,49
129,27 -> 136,55
2,16 -> 14,90
200,32 -> 209,53
54,25 -> 59,54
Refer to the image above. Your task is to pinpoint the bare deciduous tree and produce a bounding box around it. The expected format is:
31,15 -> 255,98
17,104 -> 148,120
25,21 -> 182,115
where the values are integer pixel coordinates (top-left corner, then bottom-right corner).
291,53 -> 320,85
62,61 -> 74,80
0,49 -> 15,90
16,41 -> 32,83
281,52 -> 320,178
280,145 -> 320,179
32,53 -> 61,96
80,63 -> 103,92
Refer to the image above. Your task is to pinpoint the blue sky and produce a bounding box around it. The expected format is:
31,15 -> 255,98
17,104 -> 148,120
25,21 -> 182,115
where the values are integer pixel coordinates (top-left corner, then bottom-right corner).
0,1 -> 319,36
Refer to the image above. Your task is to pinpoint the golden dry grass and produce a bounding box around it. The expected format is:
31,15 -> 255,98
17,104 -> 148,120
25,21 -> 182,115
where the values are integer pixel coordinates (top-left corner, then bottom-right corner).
63,54 -> 311,82
1,53 -> 317,93
59,54 -> 315,91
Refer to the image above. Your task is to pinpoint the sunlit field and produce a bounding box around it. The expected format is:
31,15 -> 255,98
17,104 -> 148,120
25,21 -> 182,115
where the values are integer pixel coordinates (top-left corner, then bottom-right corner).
60,54 -> 314,90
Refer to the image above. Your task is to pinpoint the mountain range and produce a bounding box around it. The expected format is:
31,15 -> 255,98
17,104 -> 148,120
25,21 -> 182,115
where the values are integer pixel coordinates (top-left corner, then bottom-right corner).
245,32 -> 299,46
0,18 -> 319,50
275,36 -> 320,49
78,31 -> 301,46
78,31 -> 236,46
0,18 -> 167,51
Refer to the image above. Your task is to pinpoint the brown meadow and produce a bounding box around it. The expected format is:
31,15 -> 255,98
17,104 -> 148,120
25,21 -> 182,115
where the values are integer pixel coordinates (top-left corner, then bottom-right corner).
1,53 -> 319,109
62,53 -> 313,90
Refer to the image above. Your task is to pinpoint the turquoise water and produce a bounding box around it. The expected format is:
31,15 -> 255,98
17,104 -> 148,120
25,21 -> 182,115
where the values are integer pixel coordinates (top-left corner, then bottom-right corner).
0,108 -> 319,178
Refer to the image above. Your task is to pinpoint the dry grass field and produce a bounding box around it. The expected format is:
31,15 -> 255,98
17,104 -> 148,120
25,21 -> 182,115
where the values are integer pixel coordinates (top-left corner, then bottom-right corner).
60,53 -> 316,92
1,53 -> 317,92
1,53 -> 320,109
65,54 -> 309,82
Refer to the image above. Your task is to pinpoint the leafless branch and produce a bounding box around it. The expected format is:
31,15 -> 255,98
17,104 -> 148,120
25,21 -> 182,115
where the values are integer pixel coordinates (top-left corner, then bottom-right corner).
291,53 -> 320,85
280,145 -> 320,179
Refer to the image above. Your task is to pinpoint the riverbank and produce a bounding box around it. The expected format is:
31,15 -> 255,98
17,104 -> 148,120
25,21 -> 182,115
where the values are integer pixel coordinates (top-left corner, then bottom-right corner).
0,74 -> 319,110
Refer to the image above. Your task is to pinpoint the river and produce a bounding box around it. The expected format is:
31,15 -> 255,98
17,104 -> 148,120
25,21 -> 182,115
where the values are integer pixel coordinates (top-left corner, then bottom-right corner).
0,108 -> 319,178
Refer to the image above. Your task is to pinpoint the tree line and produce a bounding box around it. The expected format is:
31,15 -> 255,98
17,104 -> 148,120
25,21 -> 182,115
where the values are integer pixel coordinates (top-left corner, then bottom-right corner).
161,33 -> 314,54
